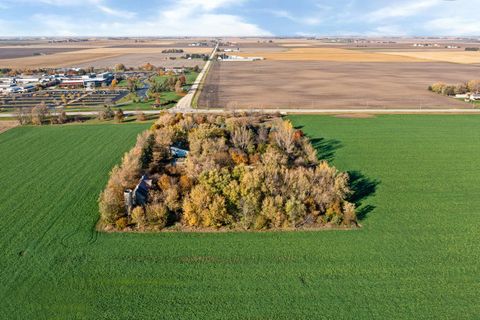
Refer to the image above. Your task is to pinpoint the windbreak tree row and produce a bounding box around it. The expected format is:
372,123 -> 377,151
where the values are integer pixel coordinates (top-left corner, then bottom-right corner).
98,113 -> 357,232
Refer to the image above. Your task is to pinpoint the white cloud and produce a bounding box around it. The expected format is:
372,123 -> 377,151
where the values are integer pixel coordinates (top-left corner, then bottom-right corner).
96,4 -> 136,19
367,0 -> 440,22
269,8 -> 324,26
3,0 -> 270,36
16,0 -> 136,19
367,25 -> 407,37
179,0 -> 247,11
424,17 -> 480,36
0,0 -> 271,37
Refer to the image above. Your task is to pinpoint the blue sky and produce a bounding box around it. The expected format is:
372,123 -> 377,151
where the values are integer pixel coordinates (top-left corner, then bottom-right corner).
0,0 -> 479,37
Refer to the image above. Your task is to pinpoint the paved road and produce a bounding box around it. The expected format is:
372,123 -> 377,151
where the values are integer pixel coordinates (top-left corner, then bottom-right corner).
173,42 -> 219,112
3,108 -> 480,119
0,110 -> 163,118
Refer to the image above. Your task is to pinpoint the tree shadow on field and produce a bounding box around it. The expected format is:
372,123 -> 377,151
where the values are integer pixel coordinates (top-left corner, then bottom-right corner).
310,137 -> 343,163
306,134 -> 380,221
347,171 -> 380,221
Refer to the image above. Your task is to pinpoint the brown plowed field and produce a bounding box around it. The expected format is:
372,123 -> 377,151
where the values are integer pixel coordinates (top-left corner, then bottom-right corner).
0,48 -> 80,59
198,61 -> 480,109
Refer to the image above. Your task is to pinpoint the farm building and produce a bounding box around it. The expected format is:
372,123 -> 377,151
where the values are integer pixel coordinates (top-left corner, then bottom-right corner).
455,93 -> 470,99
170,146 -> 189,158
59,72 -> 113,89
219,55 -> 264,62
164,67 -> 185,74
470,94 -> 480,101
0,82 -> 19,94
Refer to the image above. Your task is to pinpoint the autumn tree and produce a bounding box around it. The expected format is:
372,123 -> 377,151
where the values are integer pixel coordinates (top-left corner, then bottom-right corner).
429,82 -> 446,94
57,108 -> 67,124
115,63 -> 126,72
231,125 -> 253,152
114,108 -> 125,123
175,80 -> 183,94
178,74 -> 187,86
31,102 -> 49,125
273,119 -> 296,155
455,83 -> 468,95
136,111 -> 146,121
127,77 -> 139,93
467,80 -> 480,93
98,105 -> 114,121
142,63 -> 155,71
15,107 -> 31,125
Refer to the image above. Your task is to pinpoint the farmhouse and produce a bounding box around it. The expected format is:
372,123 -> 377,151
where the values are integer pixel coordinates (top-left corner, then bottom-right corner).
456,93 -> 470,99
124,175 -> 153,215
170,146 -> 189,158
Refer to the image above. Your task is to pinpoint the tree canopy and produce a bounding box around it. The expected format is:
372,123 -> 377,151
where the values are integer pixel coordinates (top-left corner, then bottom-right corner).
99,113 -> 357,231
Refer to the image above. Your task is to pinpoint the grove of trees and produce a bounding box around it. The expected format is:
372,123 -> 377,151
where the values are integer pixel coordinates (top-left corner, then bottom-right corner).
15,104 -> 68,125
429,79 -> 480,96
99,113 -> 357,232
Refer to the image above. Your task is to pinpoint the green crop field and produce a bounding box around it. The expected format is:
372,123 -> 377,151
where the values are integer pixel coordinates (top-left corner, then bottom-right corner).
0,115 -> 479,319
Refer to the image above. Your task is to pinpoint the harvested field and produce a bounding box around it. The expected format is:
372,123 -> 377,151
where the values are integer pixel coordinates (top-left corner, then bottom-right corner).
0,47 -> 212,69
0,48 -> 80,59
380,50 -> 480,64
198,61 -> 480,109
236,48 -> 425,62
0,121 -> 17,133
74,53 -> 206,69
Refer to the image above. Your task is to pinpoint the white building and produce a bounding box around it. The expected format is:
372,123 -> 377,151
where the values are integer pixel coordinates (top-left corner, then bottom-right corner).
220,55 -> 264,62
470,94 -> 480,101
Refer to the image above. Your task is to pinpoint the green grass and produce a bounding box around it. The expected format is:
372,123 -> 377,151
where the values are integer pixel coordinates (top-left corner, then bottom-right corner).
151,72 -> 198,86
0,115 -> 479,319
456,98 -> 480,107
117,79 -> 128,87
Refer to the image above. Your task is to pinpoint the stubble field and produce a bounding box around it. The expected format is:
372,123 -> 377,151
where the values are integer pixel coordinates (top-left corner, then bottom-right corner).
236,47 -> 425,62
199,60 -> 480,109
0,41 -> 212,69
379,50 -> 480,64
0,116 -> 479,319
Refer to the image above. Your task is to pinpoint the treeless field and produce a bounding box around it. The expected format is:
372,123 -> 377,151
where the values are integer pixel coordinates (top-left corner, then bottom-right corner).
0,121 -> 18,134
380,51 -> 480,64
236,47 -> 425,62
74,54 -> 206,69
198,61 -> 480,109
0,48 -> 80,59
0,47 -> 212,68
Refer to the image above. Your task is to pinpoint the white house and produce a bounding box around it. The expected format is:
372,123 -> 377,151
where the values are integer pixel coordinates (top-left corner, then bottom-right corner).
455,93 -> 469,99
470,94 -> 480,101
